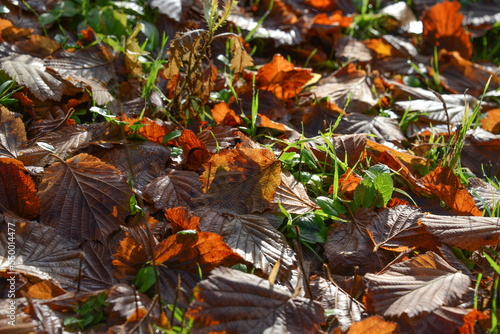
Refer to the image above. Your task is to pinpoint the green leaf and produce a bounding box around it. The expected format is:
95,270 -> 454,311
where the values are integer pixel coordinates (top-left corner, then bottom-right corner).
135,266 -> 157,293
316,196 -> 346,216
162,130 -> 182,144
63,316 -> 83,326
485,253 -> 500,275
373,172 -> 393,208
354,179 -> 375,208
294,213 -> 328,244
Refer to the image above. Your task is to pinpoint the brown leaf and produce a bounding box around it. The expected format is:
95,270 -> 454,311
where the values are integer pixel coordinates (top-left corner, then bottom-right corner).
106,284 -> 161,325
38,153 -> 132,242
367,206 -> 434,252
123,115 -> 175,145
335,113 -> 406,144
346,316 -> 398,334
196,126 -> 237,153
256,54 -> 313,100
227,35 -> 254,73
419,213 -> 500,251
143,170 -> 202,210
309,134 -> 367,170
481,108 -> 500,134
364,252 -> 471,318
311,63 -> 383,112
211,102 -> 243,127
200,145 -> 281,214
15,34 -> 60,58
80,240 -> 122,291
325,208 -> 394,275
187,267 -> 324,333
421,0 -> 473,59
0,106 -> 27,159
272,170 -> 319,214
179,129 -> 211,171
1,54 -> 65,101
195,206 -> 297,279
18,120 -> 91,167
89,141 -> 171,195
165,207 -> 200,233
26,280 -> 66,299
310,275 -> 367,332
467,177 -> 500,212
0,221 -> 80,289
0,158 -> 39,219
420,166 -> 482,216
298,100 -> 344,137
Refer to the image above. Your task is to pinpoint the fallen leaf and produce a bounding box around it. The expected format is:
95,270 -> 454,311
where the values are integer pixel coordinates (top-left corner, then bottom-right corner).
178,129 -> 211,171
481,108 -> 500,134
364,251 -> 471,318
335,113 -> 405,144
196,126 -> 238,152
346,316 -> 398,334
1,54 -> 65,101
419,213 -> 500,251
144,169 -> 202,210
0,158 -> 39,219
38,153 -> 133,242
200,144 -> 281,214
195,206 -> 297,279
310,275 -> 367,332
26,280 -> 66,299
325,208 -> 394,275
272,170 -> 319,214
421,0 -> 473,59
0,107 -> 26,159
256,54 -> 313,100
187,267 -> 324,333
420,166 -> 482,216
165,207 -> 200,233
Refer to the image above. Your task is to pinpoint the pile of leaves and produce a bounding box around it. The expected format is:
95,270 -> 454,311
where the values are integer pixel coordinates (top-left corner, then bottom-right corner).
0,0 -> 500,332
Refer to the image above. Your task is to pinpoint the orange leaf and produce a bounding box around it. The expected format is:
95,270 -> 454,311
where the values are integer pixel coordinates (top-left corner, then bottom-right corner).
165,207 -> 200,233
335,168 -> 362,199
346,316 -> 398,334
178,129 -> 211,171
420,166 -> 482,216
0,158 -> 39,219
312,11 -> 354,28
421,0 -> 472,59
305,0 -> 336,12
211,102 -> 243,127
122,115 -> 174,144
482,108 -> 500,134
26,280 -> 66,299
256,54 -> 312,100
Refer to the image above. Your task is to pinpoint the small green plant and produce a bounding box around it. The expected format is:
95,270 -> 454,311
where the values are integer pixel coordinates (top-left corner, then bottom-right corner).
0,78 -> 22,108
63,292 -> 109,331
353,164 -> 394,209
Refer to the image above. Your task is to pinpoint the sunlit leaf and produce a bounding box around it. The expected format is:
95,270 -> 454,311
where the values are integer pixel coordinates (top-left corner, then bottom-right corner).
187,267 -> 324,333
38,153 -> 133,242
0,106 -> 26,159
365,252 -> 471,317
165,206 -> 200,233
272,170 -> 319,214
179,129 -> 211,171
345,316 -> 398,334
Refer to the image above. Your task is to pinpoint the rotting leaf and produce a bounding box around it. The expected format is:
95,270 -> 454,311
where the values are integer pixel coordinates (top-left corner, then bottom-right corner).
0,158 -> 39,219
364,251 -> 471,318
187,267 -> 324,333
199,144 -> 281,214
38,153 -> 132,242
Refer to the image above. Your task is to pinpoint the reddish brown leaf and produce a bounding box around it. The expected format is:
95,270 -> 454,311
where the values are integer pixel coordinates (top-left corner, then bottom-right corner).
0,158 -> 39,219
256,54 -> 313,100
123,115 -> 175,144
196,126 -> 238,152
165,207 -> 200,233
143,170 -> 202,210
299,100 -> 344,137
309,134 -> 367,170
0,106 -> 27,159
421,0 -> 472,59
200,144 -> 281,214
367,206 -> 434,252
195,206 -> 297,279
419,213 -> 500,251
420,166 -> 482,216
482,108 -> 500,134
107,284 -> 161,326
153,231 -> 243,305
325,208 -> 394,275
365,252 -> 471,317
345,316 -> 398,334
272,170 -> 319,214
211,102 -> 243,127
38,153 -> 132,242
187,267 -> 324,333
178,129 -> 211,171
335,168 -> 362,199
